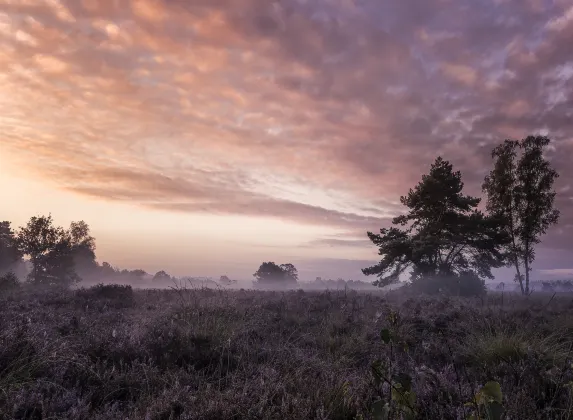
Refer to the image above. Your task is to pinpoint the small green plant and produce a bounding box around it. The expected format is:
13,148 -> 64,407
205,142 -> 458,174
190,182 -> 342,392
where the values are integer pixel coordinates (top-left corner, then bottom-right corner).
466,381 -> 504,420
370,310 -> 417,420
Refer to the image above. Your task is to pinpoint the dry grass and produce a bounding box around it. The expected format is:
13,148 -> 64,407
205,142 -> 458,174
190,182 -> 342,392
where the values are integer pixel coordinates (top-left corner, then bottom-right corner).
1,284 -> 573,419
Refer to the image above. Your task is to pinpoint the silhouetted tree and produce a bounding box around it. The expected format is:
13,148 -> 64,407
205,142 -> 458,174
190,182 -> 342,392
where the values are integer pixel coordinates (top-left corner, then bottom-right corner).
0,221 -> 22,275
153,270 -> 172,282
363,157 -> 509,292
279,263 -> 298,282
16,215 -> 80,287
43,235 -> 81,286
100,261 -> 118,277
253,262 -> 298,287
483,135 -> 560,295
68,221 -> 97,278
131,269 -> 148,278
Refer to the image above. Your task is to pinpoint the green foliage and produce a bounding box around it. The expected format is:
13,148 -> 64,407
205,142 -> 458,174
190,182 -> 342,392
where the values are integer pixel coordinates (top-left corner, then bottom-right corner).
467,381 -> 504,420
380,328 -> 392,344
463,326 -> 571,367
253,261 -> 298,287
363,157 -> 509,288
483,135 -> 560,295
370,310 -> 417,419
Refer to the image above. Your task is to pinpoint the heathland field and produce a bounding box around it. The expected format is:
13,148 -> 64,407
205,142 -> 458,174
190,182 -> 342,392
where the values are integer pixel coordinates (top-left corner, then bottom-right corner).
2,284 -> 573,420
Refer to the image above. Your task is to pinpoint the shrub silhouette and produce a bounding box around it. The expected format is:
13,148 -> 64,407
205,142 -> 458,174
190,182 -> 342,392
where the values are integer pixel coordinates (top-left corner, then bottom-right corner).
253,261 -> 298,288
410,272 -> 486,297
75,283 -> 134,308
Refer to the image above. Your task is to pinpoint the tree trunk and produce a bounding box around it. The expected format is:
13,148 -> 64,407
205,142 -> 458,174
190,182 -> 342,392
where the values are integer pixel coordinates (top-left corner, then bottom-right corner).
524,255 -> 530,295
514,257 -> 524,295
32,255 -> 37,284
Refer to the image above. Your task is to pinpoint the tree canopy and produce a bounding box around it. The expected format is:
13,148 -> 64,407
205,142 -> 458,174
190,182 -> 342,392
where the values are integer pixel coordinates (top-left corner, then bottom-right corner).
363,157 -> 509,289
253,262 -> 298,287
16,215 -> 80,287
483,135 -> 560,295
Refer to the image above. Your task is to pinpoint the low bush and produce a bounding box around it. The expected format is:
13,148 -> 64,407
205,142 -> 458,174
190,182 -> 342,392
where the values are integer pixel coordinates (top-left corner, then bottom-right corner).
75,283 -> 135,308
410,272 -> 486,297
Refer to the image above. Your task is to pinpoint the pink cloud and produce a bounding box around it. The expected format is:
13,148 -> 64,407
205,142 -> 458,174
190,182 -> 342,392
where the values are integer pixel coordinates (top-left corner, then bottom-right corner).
0,0 -> 572,256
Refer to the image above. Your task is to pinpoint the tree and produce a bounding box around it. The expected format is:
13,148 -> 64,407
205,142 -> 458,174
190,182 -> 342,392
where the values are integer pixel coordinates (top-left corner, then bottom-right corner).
68,221 -> 98,280
16,215 -> 80,287
43,233 -> 80,286
483,135 -> 560,295
130,269 -> 148,278
100,261 -> 118,278
279,263 -> 299,282
153,270 -> 172,282
253,262 -> 298,287
363,157 -> 508,292
0,221 -> 22,275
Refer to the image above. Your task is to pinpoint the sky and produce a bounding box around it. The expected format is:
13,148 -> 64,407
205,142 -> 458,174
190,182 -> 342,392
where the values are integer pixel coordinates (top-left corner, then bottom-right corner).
0,0 -> 572,282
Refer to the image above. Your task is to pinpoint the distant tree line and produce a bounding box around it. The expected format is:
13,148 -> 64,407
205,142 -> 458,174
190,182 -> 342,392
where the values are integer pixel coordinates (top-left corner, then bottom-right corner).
0,216 -> 296,291
0,215 -> 189,290
1,135 -> 562,297
363,135 -> 561,296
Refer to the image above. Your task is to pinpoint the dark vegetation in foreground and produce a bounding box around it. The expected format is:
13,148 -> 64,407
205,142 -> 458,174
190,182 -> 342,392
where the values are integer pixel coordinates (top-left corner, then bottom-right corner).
2,284 -> 573,420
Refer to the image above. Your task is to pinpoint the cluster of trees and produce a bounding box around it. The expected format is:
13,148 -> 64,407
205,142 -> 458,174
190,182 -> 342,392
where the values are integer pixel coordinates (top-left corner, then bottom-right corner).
249,270 -> 378,290
363,135 -> 561,296
1,216 -> 295,290
252,262 -> 298,288
0,216 -> 97,287
0,216 -> 183,289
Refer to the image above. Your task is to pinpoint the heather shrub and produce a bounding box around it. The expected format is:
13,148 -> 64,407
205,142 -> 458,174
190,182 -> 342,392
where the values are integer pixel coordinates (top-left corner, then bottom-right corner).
2,288 -> 573,419
75,283 -> 134,308
463,327 -> 530,365
462,325 -> 572,367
